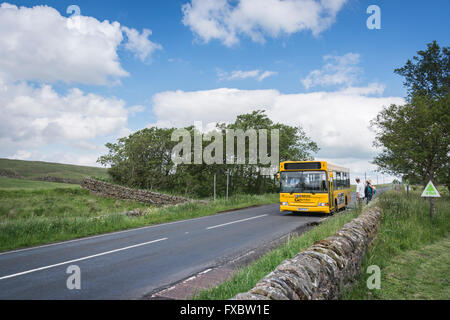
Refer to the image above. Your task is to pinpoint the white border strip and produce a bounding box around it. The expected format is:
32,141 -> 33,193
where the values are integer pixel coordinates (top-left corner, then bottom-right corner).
0,238 -> 167,281
206,214 -> 268,230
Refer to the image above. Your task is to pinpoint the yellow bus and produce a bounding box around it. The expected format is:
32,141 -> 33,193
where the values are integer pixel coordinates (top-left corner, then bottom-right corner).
279,161 -> 350,214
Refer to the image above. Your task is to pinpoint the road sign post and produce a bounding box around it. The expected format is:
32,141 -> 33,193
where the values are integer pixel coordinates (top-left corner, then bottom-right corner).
213,173 -> 216,201
226,171 -> 229,201
421,180 -> 440,218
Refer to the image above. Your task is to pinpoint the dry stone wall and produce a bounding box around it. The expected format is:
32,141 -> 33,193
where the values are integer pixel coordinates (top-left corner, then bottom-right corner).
232,206 -> 381,300
0,169 -> 23,179
35,176 -> 79,184
81,177 -> 190,205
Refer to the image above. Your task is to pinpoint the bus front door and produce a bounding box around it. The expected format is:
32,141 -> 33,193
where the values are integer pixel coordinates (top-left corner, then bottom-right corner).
329,178 -> 334,213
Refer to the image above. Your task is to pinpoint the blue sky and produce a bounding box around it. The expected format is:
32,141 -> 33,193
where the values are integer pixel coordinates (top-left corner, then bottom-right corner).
0,0 -> 449,182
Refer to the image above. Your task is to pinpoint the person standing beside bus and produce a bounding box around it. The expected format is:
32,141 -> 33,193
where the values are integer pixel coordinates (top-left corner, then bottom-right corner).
356,178 -> 365,208
365,180 -> 374,204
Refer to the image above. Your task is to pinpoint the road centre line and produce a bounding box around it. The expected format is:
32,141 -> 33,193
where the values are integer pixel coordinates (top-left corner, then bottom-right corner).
0,238 -> 167,281
206,214 -> 268,230
0,204 -> 277,256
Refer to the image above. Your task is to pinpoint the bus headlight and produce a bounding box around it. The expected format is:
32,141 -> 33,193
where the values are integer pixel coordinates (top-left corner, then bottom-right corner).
281,202 -> 289,206
318,203 -> 328,207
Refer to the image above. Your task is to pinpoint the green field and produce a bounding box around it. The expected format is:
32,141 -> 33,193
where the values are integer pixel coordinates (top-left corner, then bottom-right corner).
0,158 -> 108,183
0,159 -> 279,252
0,177 -> 80,189
375,235 -> 450,299
0,185 -> 150,252
345,188 -> 450,300
0,176 -> 279,252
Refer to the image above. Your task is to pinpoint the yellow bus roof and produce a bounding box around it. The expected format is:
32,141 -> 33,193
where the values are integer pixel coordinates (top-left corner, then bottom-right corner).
280,161 -> 350,173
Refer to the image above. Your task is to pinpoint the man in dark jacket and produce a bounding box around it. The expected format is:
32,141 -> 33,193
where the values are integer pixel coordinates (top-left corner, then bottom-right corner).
365,180 -> 374,204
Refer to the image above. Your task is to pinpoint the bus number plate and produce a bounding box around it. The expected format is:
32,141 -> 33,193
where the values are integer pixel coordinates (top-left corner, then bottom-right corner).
297,208 -> 308,212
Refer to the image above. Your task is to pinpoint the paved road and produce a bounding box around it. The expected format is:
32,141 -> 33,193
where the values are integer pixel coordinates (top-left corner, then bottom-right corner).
0,188 -> 386,300
0,204 -> 323,299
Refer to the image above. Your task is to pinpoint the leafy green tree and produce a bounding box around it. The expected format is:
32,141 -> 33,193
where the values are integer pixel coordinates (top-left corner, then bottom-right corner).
372,95 -> 449,187
97,127 -> 177,190
219,110 -> 319,195
395,40 -> 449,100
373,41 -> 450,191
98,111 -> 319,198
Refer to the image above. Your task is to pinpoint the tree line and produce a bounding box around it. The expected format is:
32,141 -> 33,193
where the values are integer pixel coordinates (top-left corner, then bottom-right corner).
98,110 -> 319,198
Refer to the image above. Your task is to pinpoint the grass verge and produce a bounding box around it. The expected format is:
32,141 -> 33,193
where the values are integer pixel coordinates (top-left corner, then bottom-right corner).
0,177 -> 80,189
0,187 -> 278,253
344,189 -> 450,300
373,236 -> 450,299
192,203 -> 373,300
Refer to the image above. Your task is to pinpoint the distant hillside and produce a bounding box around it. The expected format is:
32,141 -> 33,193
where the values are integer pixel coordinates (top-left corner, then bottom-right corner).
0,158 -> 108,183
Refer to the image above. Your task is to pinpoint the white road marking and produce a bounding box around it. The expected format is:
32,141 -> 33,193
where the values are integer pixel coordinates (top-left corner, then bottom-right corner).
206,214 -> 268,230
152,267 -> 215,297
0,204 -> 276,256
199,268 -> 212,275
229,250 -> 255,264
0,238 -> 168,281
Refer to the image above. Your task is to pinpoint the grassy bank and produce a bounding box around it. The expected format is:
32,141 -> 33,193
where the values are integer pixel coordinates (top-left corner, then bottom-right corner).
373,236 -> 450,299
193,204 -> 371,300
0,183 -> 278,252
0,177 -> 81,189
345,189 -> 450,299
0,158 -> 108,182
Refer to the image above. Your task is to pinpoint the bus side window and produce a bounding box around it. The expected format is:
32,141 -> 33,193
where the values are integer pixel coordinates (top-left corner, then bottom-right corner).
333,172 -> 336,190
336,172 -> 341,190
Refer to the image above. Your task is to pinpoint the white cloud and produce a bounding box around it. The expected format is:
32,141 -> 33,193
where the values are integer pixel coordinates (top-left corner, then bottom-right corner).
121,26 -> 162,62
182,0 -> 348,46
151,86 -> 404,174
217,69 -> 278,81
127,105 -> 146,116
227,70 -> 260,80
0,3 -> 161,85
339,82 -> 386,96
11,150 -> 32,160
10,149 -> 107,167
48,151 -> 107,167
0,79 -> 139,161
0,3 -> 154,167
258,71 -> 278,81
301,53 -> 361,89
152,88 -> 278,128
324,157 -> 397,184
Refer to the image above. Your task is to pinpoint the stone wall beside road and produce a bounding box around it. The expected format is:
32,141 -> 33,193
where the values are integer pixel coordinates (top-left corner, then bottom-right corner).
81,177 -> 190,205
232,206 -> 382,300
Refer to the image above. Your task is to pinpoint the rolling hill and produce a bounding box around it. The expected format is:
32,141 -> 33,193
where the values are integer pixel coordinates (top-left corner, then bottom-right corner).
0,158 -> 109,183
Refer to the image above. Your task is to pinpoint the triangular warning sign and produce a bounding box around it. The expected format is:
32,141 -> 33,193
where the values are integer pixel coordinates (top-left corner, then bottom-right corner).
421,181 -> 441,197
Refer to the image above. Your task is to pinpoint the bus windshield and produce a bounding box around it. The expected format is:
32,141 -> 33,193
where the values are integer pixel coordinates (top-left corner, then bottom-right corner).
280,171 -> 328,193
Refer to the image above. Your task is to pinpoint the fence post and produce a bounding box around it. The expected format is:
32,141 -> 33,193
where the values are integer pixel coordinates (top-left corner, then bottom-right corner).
226,171 -> 229,201
214,173 -> 216,201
